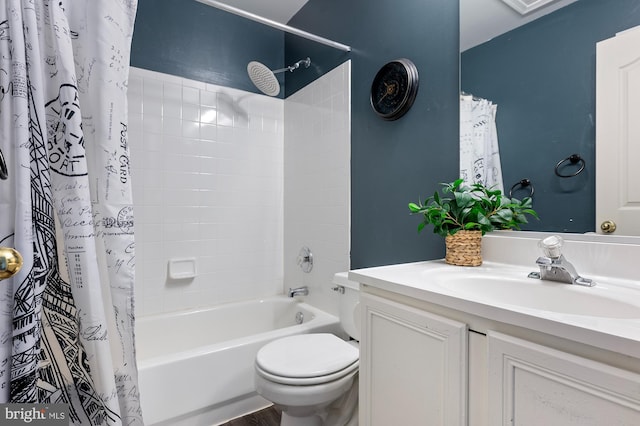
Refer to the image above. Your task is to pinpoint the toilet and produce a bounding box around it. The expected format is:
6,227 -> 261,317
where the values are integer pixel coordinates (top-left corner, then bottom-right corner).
254,272 -> 360,426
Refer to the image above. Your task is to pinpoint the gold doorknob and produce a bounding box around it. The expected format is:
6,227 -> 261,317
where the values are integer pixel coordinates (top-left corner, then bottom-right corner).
0,247 -> 23,280
600,220 -> 617,234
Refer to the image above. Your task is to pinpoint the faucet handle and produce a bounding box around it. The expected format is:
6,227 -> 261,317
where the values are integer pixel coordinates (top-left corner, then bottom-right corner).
296,246 -> 313,273
539,235 -> 564,259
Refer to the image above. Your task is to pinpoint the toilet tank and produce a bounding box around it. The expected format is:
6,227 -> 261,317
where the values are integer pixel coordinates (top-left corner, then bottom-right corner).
333,272 -> 360,341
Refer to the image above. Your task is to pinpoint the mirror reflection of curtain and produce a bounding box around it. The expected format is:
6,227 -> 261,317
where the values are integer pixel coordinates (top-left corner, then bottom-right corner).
0,1 -> 141,424
460,94 -> 504,194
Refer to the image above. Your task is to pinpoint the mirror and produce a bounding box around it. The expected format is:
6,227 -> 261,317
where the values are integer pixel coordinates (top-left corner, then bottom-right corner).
460,0 -> 640,235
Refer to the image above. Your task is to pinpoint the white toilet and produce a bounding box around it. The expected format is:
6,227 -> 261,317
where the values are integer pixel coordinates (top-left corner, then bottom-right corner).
254,273 -> 360,426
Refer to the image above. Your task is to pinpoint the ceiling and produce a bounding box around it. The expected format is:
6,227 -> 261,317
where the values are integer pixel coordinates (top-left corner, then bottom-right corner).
208,0 -> 308,24
206,0 -> 577,52
459,0 -> 577,51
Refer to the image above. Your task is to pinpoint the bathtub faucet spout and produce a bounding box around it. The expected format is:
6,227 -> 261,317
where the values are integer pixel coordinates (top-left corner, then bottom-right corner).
288,286 -> 309,297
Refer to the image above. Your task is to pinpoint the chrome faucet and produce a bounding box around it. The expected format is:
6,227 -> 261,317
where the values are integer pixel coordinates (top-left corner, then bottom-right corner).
288,286 -> 309,297
532,236 -> 595,287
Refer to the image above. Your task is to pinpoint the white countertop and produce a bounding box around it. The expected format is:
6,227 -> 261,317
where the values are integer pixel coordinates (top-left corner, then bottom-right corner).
349,260 -> 640,359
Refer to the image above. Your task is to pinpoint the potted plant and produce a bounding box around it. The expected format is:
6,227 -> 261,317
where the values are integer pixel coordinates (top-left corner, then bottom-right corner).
408,178 -> 538,266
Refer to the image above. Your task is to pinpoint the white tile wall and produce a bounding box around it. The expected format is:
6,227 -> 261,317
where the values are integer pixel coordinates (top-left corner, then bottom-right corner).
129,67 -> 285,316
284,62 -> 352,316
128,62 -> 351,317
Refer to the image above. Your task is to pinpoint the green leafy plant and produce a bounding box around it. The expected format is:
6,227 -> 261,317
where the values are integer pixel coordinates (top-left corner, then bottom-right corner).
408,178 -> 538,237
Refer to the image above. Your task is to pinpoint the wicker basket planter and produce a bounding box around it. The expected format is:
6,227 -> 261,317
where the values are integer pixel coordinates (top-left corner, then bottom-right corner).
444,230 -> 482,266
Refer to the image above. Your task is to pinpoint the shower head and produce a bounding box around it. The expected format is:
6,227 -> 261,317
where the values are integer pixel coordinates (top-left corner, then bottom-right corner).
247,57 -> 311,96
247,61 -> 281,96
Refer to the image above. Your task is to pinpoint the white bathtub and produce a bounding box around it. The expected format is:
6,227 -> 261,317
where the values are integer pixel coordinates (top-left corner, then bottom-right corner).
136,296 -> 341,425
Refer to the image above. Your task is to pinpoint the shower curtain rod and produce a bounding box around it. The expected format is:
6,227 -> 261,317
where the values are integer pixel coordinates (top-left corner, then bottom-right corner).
195,0 -> 352,52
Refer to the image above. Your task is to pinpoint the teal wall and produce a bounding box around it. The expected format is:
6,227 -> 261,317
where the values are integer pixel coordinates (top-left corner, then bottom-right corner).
131,0 -> 284,96
130,0 -> 461,269
461,0 -> 640,233
289,0 -> 460,268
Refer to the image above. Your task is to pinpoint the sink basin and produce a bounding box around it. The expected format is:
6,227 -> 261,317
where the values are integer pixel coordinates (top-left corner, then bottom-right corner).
428,268 -> 640,319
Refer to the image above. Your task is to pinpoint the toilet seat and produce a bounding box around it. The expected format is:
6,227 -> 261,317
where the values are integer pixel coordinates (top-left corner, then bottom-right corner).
256,360 -> 358,386
256,333 -> 359,386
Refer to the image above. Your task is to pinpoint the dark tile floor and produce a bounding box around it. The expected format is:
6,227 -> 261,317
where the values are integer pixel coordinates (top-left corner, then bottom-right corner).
220,405 -> 282,426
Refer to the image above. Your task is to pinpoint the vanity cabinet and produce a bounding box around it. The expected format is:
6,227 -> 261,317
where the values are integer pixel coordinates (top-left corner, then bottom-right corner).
359,292 -> 468,426
359,288 -> 640,426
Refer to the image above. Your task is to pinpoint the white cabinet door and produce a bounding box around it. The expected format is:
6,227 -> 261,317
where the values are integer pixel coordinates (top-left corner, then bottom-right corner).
360,292 -> 468,426
488,331 -> 640,426
596,25 -> 640,235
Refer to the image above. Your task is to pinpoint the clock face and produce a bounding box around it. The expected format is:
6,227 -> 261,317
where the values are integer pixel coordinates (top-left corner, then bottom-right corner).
370,59 -> 419,120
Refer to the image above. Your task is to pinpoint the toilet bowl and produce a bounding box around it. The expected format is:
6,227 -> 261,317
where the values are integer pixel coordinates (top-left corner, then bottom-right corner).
254,273 -> 360,426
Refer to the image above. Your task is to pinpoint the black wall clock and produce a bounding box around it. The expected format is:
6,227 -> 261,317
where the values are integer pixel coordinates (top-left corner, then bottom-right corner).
370,58 -> 419,121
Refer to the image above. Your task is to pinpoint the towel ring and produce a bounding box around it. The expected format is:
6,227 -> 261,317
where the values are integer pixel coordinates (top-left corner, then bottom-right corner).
0,148 -> 7,180
555,154 -> 585,178
509,178 -> 534,199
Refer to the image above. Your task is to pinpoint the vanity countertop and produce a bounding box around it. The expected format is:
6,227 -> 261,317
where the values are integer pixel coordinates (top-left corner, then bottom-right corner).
349,259 -> 640,359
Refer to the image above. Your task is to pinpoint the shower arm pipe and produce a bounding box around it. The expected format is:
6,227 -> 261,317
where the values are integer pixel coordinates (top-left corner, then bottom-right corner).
272,58 -> 311,74
195,0 -> 351,52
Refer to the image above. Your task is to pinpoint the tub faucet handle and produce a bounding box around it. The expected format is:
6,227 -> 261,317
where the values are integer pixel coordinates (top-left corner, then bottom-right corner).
296,246 -> 313,273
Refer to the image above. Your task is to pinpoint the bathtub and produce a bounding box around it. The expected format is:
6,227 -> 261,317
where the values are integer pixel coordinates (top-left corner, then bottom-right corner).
136,296 -> 342,425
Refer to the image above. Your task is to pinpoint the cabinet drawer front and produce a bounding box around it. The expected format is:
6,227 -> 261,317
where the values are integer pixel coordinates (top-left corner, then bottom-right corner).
488,331 -> 640,426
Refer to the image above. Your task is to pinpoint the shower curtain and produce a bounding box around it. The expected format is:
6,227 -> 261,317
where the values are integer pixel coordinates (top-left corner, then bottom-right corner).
0,1 -> 141,425
460,94 -> 504,194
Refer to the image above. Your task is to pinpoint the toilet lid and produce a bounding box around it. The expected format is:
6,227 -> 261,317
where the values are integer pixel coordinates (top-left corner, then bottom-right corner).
256,333 -> 359,379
